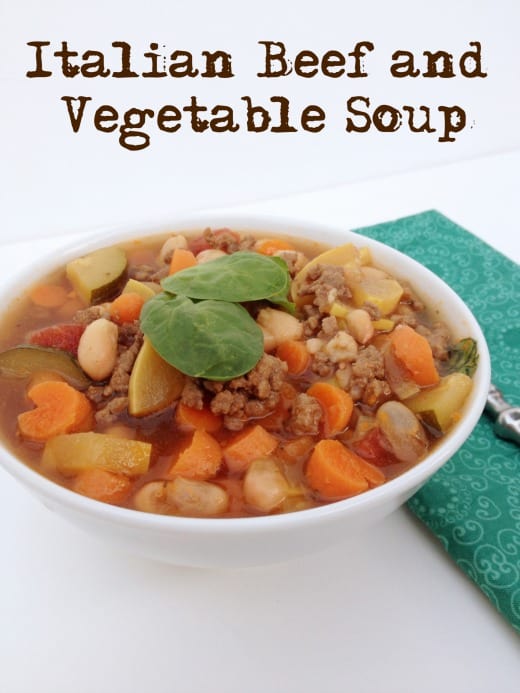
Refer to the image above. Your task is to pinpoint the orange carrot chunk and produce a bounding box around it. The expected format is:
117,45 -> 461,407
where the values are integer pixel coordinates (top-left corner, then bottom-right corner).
175,402 -> 223,433
223,424 -> 278,474
17,380 -> 94,443
390,324 -> 440,387
256,238 -> 295,255
168,248 -> 197,275
110,292 -> 145,324
306,439 -> 385,500
276,340 -> 310,375
307,382 -> 354,436
29,284 -> 69,308
73,468 -> 132,505
169,429 -> 223,480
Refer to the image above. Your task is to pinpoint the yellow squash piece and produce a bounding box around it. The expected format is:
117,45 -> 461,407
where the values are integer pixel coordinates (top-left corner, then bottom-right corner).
122,278 -> 157,301
128,337 -> 185,417
291,242 -> 361,306
405,372 -> 473,433
329,301 -> 350,319
42,432 -> 151,476
66,246 -> 128,304
350,277 -> 403,316
372,318 -> 395,332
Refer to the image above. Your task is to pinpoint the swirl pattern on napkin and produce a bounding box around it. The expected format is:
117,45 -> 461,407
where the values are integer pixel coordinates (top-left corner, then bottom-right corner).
357,210 -> 520,633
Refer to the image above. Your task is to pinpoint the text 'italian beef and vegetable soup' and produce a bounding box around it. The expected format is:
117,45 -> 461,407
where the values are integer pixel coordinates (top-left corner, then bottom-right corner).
0,229 -> 478,517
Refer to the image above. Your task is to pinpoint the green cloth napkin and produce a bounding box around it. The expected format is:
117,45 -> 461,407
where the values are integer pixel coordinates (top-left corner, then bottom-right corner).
355,210 -> 520,633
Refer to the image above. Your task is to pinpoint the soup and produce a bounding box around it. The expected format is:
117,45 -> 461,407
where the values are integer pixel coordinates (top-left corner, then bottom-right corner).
0,228 -> 477,518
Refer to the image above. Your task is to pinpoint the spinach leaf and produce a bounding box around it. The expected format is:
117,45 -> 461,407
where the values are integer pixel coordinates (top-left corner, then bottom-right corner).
447,337 -> 479,377
265,256 -> 296,314
141,292 -> 264,381
161,251 -> 291,304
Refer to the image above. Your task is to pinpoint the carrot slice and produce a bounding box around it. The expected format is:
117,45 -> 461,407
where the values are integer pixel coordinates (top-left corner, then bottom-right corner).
17,380 -> 93,442
175,402 -> 222,433
73,468 -> 132,505
276,340 -> 310,375
256,238 -> 295,255
307,382 -> 354,436
306,439 -> 385,499
169,429 -> 223,480
390,324 -> 440,387
110,292 -> 145,324
168,248 -> 197,275
223,424 -> 278,474
29,284 -> 69,308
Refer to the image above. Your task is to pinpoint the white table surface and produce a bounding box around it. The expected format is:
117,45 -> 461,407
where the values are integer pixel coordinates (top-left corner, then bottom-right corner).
0,151 -> 519,693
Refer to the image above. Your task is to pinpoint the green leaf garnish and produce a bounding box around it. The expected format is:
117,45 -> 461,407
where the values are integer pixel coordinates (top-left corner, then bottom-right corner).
447,337 -> 479,377
140,293 -> 264,381
142,252 -> 296,380
161,251 -> 293,307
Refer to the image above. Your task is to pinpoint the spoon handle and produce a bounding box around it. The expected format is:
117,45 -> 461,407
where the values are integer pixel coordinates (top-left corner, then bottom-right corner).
485,384 -> 520,446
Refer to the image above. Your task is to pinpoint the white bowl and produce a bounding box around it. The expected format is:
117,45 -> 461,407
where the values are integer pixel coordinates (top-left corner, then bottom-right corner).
0,214 -> 491,568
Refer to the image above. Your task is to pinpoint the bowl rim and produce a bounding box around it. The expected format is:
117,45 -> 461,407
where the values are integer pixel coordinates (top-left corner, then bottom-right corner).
0,211 -> 491,533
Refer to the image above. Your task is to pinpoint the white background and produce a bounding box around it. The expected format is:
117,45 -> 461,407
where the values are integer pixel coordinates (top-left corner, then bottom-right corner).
1,0 -> 520,239
0,2 -> 519,692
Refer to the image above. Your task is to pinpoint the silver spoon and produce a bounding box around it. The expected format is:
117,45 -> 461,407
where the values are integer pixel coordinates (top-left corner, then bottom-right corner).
485,384 -> 520,446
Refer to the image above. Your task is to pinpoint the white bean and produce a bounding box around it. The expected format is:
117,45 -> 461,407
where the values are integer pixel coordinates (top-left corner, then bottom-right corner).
324,331 -> 358,363
77,317 -> 119,381
306,338 -> 324,355
243,458 -> 289,513
335,363 -> 352,389
196,249 -> 227,264
256,308 -> 303,349
259,325 -> 277,353
167,477 -> 229,517
376,401 -> 428,464
133,481 -> 170,514
346,309 -> 374,345
158,235 -> 188,264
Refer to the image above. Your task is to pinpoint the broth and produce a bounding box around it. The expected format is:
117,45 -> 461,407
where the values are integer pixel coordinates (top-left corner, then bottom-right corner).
0,228 -> 476,518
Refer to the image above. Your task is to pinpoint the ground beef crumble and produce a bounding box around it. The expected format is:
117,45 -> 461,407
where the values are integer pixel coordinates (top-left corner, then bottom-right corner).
128,264 -> 167,283
416,322 -> 451,361
73,304 -> 111,325
180,354 -> 288,431
180,379 -> 205,410
298,264 -> 351,313
311,351 -> 335,378
210,354 -> 287,428
349,345 -> 390,405
287,393 -> 322,435
204,228 -> 256,253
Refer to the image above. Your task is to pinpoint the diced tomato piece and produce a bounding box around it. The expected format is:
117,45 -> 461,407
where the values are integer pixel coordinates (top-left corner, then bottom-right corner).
351,427 -> 394,467
188,236 -> 212,255
28,324 -> 86,356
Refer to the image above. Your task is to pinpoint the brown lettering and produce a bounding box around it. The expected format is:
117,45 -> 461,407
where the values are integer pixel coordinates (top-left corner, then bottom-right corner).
294,51 -> 319,77
61,95 -> 92,132
26,41 -> 52,77
201,50 -> 234,77
94,105 -> 118,131
390,50 -> 420,78
257,41 -> 292,77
